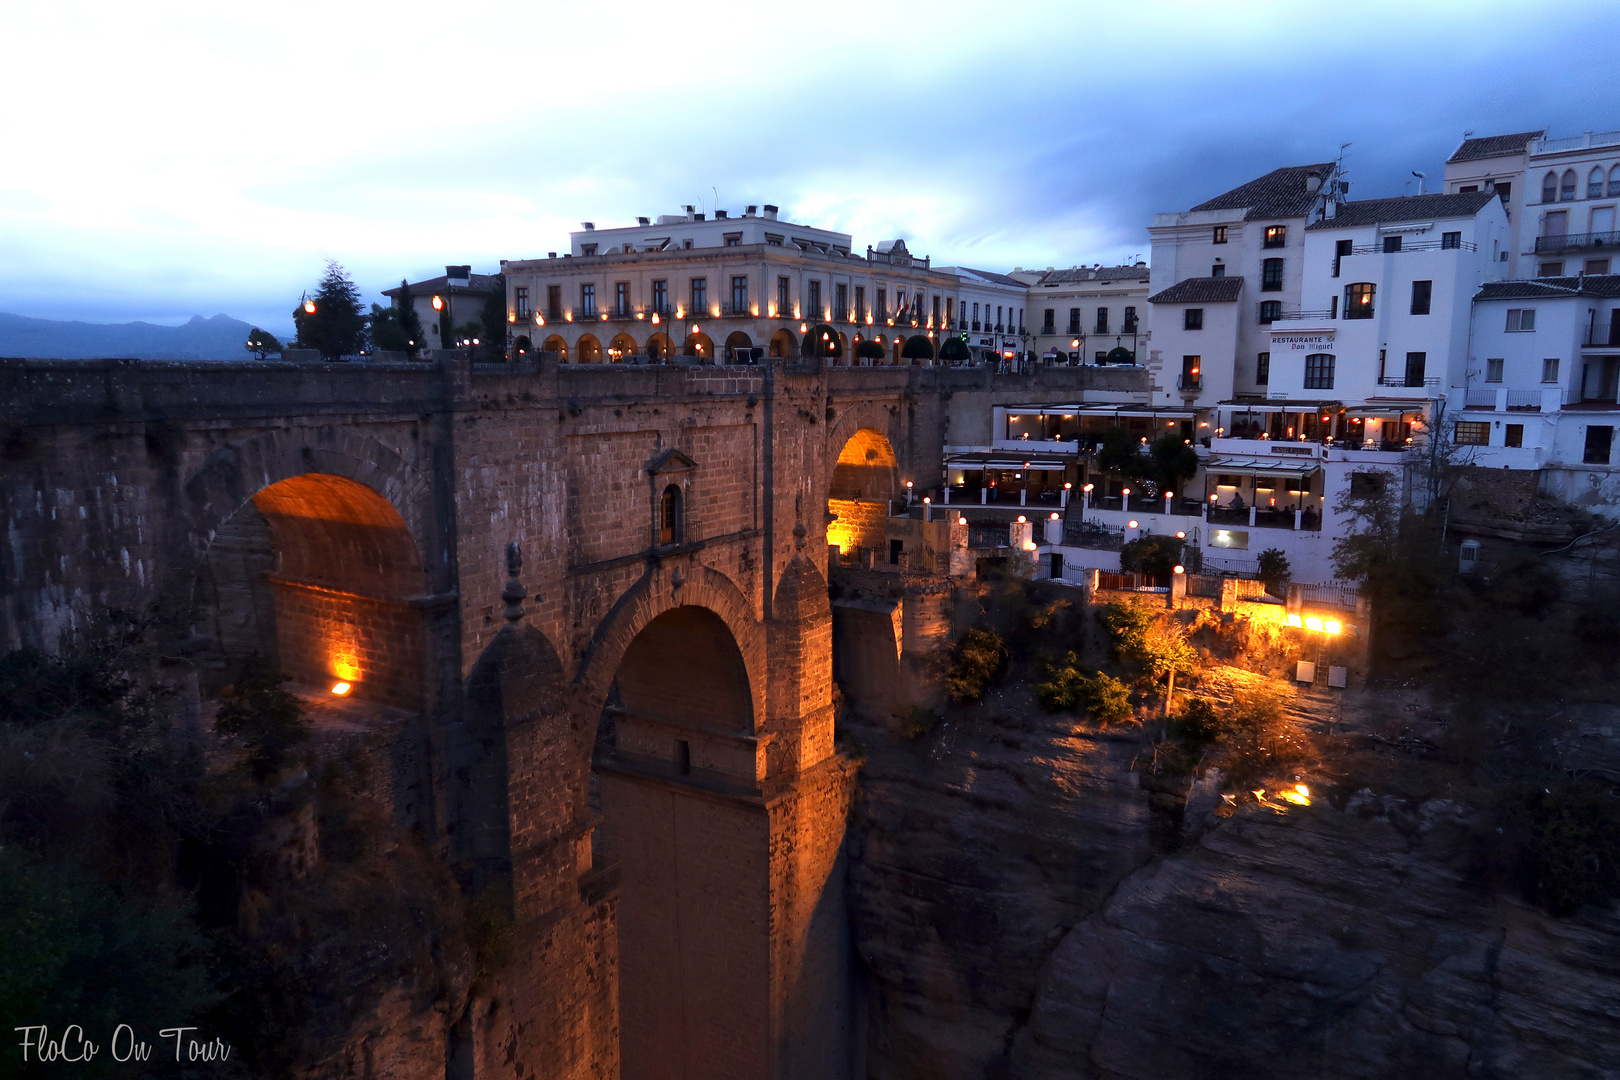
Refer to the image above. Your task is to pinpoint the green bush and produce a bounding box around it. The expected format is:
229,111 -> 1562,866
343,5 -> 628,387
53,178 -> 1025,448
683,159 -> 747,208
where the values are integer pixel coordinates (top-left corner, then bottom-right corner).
898,706 -> 939,740
1495,780 -> 1620,916
1218,680 -> 1306,786
1120,535 -> 1184,581
944,627 -> 1007,703
215,654 -> 308,781
1034,653 -> 1133,723
1169,696 -> 1223,746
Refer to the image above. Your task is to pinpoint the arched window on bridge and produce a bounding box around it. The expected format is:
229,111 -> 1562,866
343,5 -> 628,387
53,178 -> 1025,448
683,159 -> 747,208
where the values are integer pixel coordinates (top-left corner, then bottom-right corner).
660,483 -> 683,546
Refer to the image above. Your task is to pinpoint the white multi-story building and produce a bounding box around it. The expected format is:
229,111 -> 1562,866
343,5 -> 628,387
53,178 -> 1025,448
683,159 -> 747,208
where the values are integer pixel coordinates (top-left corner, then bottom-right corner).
935,266 -> 1028,364
1449,274 -> 1620,514
383,265 -> 500,350
501,206 -> 966,365
1023,264 -> 1151,364
1444,128 -> 1620,278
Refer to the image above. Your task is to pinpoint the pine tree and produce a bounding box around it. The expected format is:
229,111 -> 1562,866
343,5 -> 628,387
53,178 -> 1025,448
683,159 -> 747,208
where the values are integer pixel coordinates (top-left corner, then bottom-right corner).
396,279 -> 426,356
244,327 -> 282,360
479,272 -> 508,361
294,261 -> 367,360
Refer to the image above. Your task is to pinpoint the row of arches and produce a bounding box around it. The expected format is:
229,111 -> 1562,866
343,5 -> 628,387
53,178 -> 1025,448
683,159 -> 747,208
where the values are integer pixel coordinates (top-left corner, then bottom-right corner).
1542,165 -> 1620,203
520,326 -> 950,365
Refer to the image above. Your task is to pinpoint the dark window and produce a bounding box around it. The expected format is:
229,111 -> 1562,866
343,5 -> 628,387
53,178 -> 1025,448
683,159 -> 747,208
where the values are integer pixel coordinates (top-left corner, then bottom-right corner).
1505,423 -> 1524,448
945,296 -> 954,327
581,243 -> 598,256
1304,352 -> 1335,389
1442,231 -> 1461,249
1255,351 -> 1270,385
1486,358 -> 1504,382
580,282 -> 595,315
1184,308 -> 1203,330
932,294 -> 940,326
614,282 -> 630,315
1506,308 -> 1536,332
651,280 -> 668,314
1454,421 -> 1490,445
514,286 -> 529,316
659,484 -> 683,545
724,232 -> 741,247
1095,307 -> 1108,333
777,276 -> 791,314
1497,181 -> 1512,207
1584,425 -> 1613,464
547,284 -> 562,319
1542,171 -> 1559,203
1123,306 -> 1138,332
690,277 -> 707,313
1382,235 -> 1403,253
1261,258 -> 1284,291
877,288 -> 887,319
1560,169 -> 1577,201
1345,282 -> 1375,319
889,539 -> 904,565
1542,357 -> 1560,383
1459,185 -> 1479,193
1264,225 -> 1287,248
1539,261 -> 1565,277
1068,308 -> 1081,333
1042,308 -> 1055,332
675,739 -> 690,774
1333,238 -> 1352,277
1410,280 -> 1432,315
855,285 -> 866,322
1213,225 -> 1228,244
839,284 -> 850,322
807,280 -> 821,317
1404,351 -> 1426,387
1211,263 -> 1226,278
1259,300 -> 1281,324
731,275 -> 748,314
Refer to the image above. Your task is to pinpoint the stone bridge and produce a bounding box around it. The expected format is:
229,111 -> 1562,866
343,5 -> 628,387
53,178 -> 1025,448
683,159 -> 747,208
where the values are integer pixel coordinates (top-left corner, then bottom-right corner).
0,353 -> 1131,1079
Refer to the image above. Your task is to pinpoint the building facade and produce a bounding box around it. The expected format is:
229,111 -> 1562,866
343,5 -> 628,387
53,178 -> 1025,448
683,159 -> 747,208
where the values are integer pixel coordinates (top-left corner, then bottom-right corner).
1023,264 -> 1152,365
935,266 -> 1029,364
383,265 -> 499,350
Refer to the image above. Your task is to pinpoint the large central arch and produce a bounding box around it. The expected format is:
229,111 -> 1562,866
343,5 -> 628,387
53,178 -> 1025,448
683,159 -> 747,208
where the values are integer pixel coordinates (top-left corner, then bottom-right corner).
826,426 -> 901,560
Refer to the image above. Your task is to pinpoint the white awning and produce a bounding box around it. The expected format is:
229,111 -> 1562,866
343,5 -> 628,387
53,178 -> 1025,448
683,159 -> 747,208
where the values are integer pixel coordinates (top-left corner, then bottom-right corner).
1205,455 -> 1321,475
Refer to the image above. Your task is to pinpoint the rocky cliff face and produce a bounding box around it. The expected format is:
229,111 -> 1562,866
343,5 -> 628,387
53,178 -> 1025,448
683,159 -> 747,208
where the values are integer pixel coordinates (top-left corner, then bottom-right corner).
846,698 -> 1620,1079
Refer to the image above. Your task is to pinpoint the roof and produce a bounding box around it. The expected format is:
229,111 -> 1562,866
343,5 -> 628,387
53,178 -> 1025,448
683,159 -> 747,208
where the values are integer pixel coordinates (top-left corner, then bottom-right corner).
1189,163 -> 1336,221
1037,265 -> 1151,285
952,266 -> 1029,288
1205,455 -> 1320,475
383,273 -> 500,298
1306,191 -> 1498,229
1148,277 -> 1244,304
1474,274 -> 1620,301
1447,131 -> 1543,164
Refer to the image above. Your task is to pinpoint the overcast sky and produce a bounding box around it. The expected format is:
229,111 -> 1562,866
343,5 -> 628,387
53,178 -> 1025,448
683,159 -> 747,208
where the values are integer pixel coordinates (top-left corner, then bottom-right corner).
4,0 -> 1620,336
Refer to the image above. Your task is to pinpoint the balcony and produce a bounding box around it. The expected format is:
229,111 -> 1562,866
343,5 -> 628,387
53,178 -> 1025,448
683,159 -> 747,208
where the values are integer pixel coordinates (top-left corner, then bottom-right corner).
1534,230 -> 1620,254
1177,374 -> 1203,392
1377,375 -> 1440,389
1349,238 -> 1477,254
1258,306 -> 1335,323
1041,324 -> 1056,336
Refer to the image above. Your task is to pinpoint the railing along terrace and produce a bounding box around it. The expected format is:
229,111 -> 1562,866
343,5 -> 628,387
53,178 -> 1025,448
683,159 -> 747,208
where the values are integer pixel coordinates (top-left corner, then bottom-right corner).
1465,388 -> 1499,407
968,523 -> 1011,549
1509,389 -> 1548,409
1178,375 -> 1202,391
1350,239 -> 1477,254
1063,522 -> 1125,550
1534,230 -> 1620,253
1298,583 -> 1360,609
1377,375 -> 1441,388
1259,307 -> 1335,323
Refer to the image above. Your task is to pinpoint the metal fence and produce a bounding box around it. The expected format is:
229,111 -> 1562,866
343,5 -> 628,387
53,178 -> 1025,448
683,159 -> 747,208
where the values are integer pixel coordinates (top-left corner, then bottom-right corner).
1298,583 -> 1359,609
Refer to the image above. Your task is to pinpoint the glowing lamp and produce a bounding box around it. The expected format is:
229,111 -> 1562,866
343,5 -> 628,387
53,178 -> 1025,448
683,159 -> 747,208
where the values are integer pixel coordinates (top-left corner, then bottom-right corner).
473,338 -> 480,345
431,296 -> 443,311
636,312 -> 644,320
304,299 -> 317,314
600,313 -> 608,321
1083,483 -> 1094,492
1295,784 -> 1310,798
906,480 -> 914,489
1127,519 -> 1139,528
1173,565 -> 1185,575
1070,339 -> 1079,348
1305,616 -> 1325,632
1210,494 -> 1218,502
536,314 -> 545,326
957,516 -> 968,525
1050,512 -> 1060,520
1323,619 -> 1343,635
507,312 -> 516,323
691,325 -> 700,334
923,496 -> 931,504
331,681 -> 352,696
1064,482 -> 1072,490
1017,515 -> 1026,523
1175,531 -> 1186,539
1286,614 -> 1303,627
651,312 -> 660,324
1121,487 -> 1131,496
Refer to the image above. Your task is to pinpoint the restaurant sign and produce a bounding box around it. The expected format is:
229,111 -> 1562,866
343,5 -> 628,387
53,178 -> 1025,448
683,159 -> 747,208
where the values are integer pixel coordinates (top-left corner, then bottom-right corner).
1270,330 -> 1335,352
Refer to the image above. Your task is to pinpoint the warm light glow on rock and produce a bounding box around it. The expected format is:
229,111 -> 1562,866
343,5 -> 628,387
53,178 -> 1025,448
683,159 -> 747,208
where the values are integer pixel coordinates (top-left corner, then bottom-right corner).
331,681 -> 352,696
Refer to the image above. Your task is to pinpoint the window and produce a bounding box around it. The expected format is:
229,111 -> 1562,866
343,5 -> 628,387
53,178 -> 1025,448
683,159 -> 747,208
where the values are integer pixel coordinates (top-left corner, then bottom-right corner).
1255,351 -> 1270,385
1590,168 -> 1606,199
1182,308 -> 1203,330
731,275 -> 748,314
1345,282 -> 1375,319
1561,169 -> 1577,201
1506,308 -> 1536,332
1123,306 -> 1138,332
1042,308 -> 1055,332
1505,424 -> 1524,448
1542,171 -> 1559,203
1442,231 -> 1461,249
1496,181 -> 1513,209
777,276 -> 791,315
839,284 -> 850,322
1213,225 -> 1228,244
1329,295 -> 1338,319
580,282 -> 595,315
690,276 -> 707,312
1542,357 -> 1560,383
1404,351 -> 1426,387
651,280 -> 669,314
997,305 -> 1004,329
945,297 -> 953,327
1333,238 -> 1351,277
1454,421 -> 1490,445
1584,258 -> 1612,275
1410,280 -> 1432,315
932,294 -> 940,326
547,284 -> 562,319
1383,235 -> 1403,253
724,232 -> 742,247
1584,425 -> 1614,464
878,289 -> 889,320
1611,166 -> 1620,198
581,243 -> 598,256
514,286 -> 529,317
807,280 -> 821,317
1304,352 -> 1336,389
1095,307 -> 1108,334
1180,355 -> 1201,388
1261,258 -> 1284,291
765,233 -> 783,246
1068,307 -> 1081,333
1211,263 -> 1226,278
1209,529 -> 1249,550
659,484 -> 683,546
1539,261 -> 1565,278
1459,185 -> 1479,193
615,282 -> 630,315
1485,358 -> 1504,383
1264,225 -> 1287,248
854,285 -> 866,322
1094,351 -> 1108,365
1545,209 -> 1569,239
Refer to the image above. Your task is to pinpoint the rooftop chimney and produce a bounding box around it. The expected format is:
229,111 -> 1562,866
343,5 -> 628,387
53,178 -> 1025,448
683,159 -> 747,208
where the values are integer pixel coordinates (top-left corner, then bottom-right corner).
763,204 -> 779,221
637,216 -> 650,226
548,252 -> 557,259
446,265 -> 471,283
581,222 -> 596,231
745,205 -> 757,216
715,209 -> 728,218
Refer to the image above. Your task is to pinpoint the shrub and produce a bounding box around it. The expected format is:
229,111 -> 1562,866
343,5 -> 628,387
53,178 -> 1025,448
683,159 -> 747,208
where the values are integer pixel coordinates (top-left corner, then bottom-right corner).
1169,696 -> 1223,747
1257,548 -> 1291,595
1120,535 -> 1184,581
215,654 -> 308,781
1494,780 -> 1620,916
1219,680 -> 1307,785
1034,653 -> 1133,723
899,706 -> 939,740
944,627 -> 1007,703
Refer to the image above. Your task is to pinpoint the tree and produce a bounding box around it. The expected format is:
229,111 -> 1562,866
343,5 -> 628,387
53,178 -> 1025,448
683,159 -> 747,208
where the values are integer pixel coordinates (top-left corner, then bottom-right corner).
1330,469 -> 1401,589
395,279 -> 425,356
213,654 -> 308,782
1120,534 -> 1184,582
1257,548 -> 1292,596
293,261 -> 367,360
1096,427 -> 1148,479
901,334 -> 934,360
1103,601 -> 1197,715
479,272 -> 508,361
1147,432 -> 1200,496
244,328 -> 281,360
367,303 -> 412,353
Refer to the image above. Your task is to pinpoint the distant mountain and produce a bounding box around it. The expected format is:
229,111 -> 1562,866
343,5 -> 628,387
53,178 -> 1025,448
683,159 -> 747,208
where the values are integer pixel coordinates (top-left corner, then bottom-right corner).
0,312 -> 270,360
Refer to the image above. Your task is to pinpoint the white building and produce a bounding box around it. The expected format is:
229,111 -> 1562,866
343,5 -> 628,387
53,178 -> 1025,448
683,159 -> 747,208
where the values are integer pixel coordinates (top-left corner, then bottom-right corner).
1450,274 -> 1620,515
383,266 -> 500,350
1023,265 -> 1152,364
1444,128 -> 1620,278
935,266 -> 1028,364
